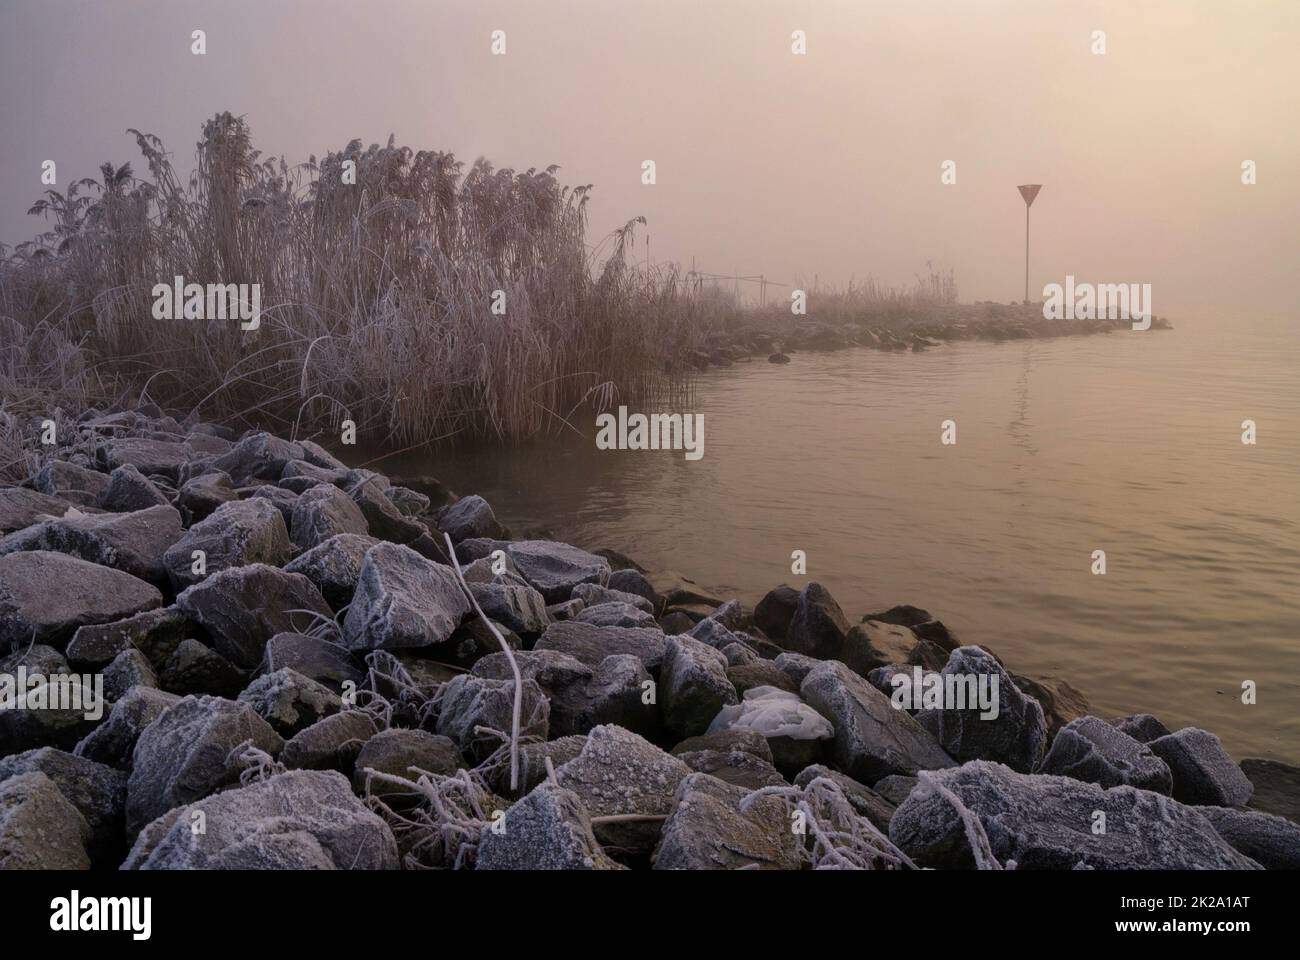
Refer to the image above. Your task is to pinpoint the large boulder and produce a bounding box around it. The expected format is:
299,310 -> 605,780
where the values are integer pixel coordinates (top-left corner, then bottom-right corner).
126,695 -> 285,835
123,769 -> 398,869
575,601 -> 657,629
660,635 -> 738,737
283,533 -> 378,609
0,551 -> 162,650
534,620 -> 668,672
753,584 -> 800,640
289,484 -> 369,549
1241,758 -> 1300,823
436,495 -> 506,544
913,647 -> 1048,773
352,728 -> 466,796
472,649 -> 594,737
97,437 -> 192,481
801,660 -> 954,784
556,724 -> 691,853
783,582 -> 848,659
467,572 -> 550,636
863,604 -> 958,652
32,460 -> 110,506
888,761 -> 1261,870
0,771 -> 92,869
74,686 -> 181,769
176,564 -> 332,669
435,674 -> 549,764
280,712 -> 378,775
675,749 -> 787,791
346,474 -> 425,544
0,487 -> 80,534
211,432 -> 305,486
65,606 -> 191,670
163,498 -> 293,590
1147,727 -> 1254,807
158,638 -> 245,698
1011,674 -> 1092,741
1038,716 -> 1173,793
794,765 -> 897,833
476,782 -> 623,870
653,772 -> 801,870
342,543 -> 469,651
238,668 -> 342,736
0,504 -> 183,585
506,540 -> 610,604
257,632 -> 363,692
1198,806 -> 1300,870
175,471 -> 239,523
98,464 -> 171,512
0,748 -> 126,866
841,620 -> 922,674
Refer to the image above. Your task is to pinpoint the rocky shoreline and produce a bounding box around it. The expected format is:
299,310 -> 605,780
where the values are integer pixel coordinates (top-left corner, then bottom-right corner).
1,410 -> 1296,871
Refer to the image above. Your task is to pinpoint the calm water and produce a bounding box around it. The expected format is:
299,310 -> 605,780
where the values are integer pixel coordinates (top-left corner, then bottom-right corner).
377,317 -> 1300,764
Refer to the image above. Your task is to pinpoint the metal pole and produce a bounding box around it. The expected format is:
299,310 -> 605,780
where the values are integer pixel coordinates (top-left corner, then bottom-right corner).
1024,204 -> 1030,303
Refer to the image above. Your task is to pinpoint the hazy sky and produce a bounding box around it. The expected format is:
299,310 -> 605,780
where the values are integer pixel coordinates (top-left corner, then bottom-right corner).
2,0 -> 1296,316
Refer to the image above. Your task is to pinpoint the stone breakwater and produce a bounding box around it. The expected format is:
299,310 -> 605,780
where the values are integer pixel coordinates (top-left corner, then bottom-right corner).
0,410 -> 1295,871
677,302 -> 1173,369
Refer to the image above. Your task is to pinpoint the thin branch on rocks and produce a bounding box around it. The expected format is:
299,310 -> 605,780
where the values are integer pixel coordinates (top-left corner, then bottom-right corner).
915,770 -> 1008,870
228,738 -> 286,786
742,776 -> 918,870
362,766 -> 498,870
442,531 -> 523,793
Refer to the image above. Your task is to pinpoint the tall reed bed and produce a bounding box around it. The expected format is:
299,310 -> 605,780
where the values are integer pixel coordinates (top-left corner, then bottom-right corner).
0,113 -> 722,446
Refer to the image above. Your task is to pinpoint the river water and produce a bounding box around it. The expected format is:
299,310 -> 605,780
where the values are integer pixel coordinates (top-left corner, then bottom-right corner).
375,316 -> 1300,764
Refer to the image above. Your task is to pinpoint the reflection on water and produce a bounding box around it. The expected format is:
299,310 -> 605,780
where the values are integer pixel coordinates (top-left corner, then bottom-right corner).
373,317 -> 1300,763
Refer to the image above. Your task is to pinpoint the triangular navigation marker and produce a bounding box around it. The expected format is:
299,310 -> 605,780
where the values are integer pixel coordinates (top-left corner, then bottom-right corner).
1018,184 -> 1042,207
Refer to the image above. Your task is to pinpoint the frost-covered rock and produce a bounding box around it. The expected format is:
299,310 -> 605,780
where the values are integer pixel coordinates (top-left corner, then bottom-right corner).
0,771 -> 92,870
661,635 -> 738,737
435,495 -> 506,544
801,660 -> 954,784
888,760 -> 1261,870
238,668 -> 342,736
342,543 -> 469,651
556,724 -> 691,853
123,769 -> 397,869
1147,727 -> 1253,807
914,646 -> 1047,774
176,564 -> 332,669
0,504 -> 183,586
506,540 -> 610,604
477,782 -> 623,871
289,483 -> 369,549
283,533 -> 378,609
436,674 -> 549,763
0,550 -> 162,650
535,620 -> 668,672
653,772 -> 800,871
74,686 -> 180,769
1038,716 -> 1172,793
126,695 -> 284,835
783,582 -> 848,659
1198,806 -> 1300,870
162,498 -> 293,590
